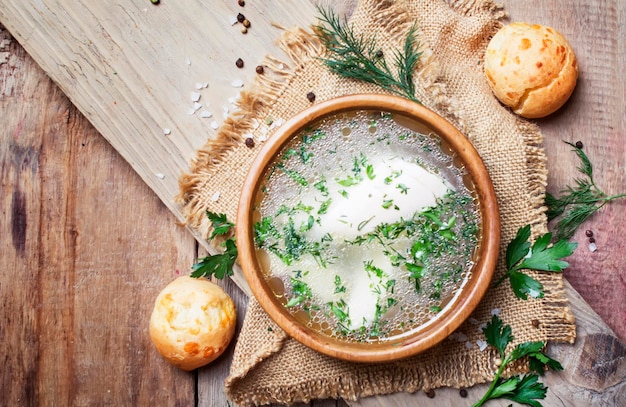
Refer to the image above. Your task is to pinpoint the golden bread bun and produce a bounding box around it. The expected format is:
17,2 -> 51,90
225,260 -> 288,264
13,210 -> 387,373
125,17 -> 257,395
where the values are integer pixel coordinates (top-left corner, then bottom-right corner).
484,22 -> 578,118
149,276 -> 236,371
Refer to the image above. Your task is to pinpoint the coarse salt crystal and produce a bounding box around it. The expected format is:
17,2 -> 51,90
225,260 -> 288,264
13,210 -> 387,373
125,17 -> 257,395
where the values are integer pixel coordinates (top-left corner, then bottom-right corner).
476,340 -> 488,351
163,128 -> 171,135
191,92 -> 201,102
491,308 -> 501,316
468,317 -> 480,325
185,57 -> 191,66
193,102 -> 202,111
278,63 -> 285,70
210,121 -> 219,130
195,82 -> 204,90
448,332 -> 468,342
589,242 -> 597,252
229,15 -> 238,25
187,108 -> 197,115
200,110 -> 213,118
155,173 -> 165,180
203,82 -> 209,88
478,322 -> 487,333
274,118 -> 284,127
231,79 -> 244,88
211,191 -> 221,202
223,106 -> 230,114
251,118 -> 260,130
465,341 -> 474,349
259,134 -> 268,142
228,96 -> 237,105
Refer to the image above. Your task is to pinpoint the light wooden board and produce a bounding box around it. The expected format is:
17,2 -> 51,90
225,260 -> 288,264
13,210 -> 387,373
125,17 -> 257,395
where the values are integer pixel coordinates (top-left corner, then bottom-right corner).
1,0 -> 625,406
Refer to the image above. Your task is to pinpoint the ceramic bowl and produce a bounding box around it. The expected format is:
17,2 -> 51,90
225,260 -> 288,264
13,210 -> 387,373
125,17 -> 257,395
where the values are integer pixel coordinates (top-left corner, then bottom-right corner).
236,94 -> 500,362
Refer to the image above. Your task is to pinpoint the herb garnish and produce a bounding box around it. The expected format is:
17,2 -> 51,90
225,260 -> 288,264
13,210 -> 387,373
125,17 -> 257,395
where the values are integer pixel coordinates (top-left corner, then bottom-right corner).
190,211 -> 238,280
472,315 -> 563,407
495,225 -> 577,300
314,7 -> 423,103
546,141 -> 626,240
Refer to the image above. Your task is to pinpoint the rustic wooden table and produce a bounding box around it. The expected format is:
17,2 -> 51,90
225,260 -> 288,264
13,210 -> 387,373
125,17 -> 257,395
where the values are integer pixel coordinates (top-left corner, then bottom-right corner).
1,1 -> 624,406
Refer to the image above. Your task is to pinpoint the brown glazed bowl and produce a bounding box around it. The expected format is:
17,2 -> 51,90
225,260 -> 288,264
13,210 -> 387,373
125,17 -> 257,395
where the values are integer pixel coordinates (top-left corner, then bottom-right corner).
236,94 -> 500,363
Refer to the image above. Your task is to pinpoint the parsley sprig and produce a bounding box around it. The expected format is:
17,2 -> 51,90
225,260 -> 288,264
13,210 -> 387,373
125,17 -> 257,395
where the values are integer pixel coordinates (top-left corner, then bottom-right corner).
314,7 -> 423,103
546,141 -> 626,241
495,225 -> 577,300
473,315 -> 563,407
190,211 -> 238,280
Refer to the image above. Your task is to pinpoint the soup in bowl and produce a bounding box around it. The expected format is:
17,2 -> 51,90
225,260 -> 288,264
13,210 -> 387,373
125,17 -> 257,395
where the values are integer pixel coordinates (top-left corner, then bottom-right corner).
236,94 -> 499,362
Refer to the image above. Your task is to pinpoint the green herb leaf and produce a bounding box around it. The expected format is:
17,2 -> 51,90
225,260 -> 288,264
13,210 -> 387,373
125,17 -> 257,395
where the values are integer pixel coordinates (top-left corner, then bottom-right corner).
482,314 -> 513,357
497,225 -> 576,300
314,7 -> 422,103
508,270 -> 544,300
191,238 -> 238,280
206,211 -> 235,240
518,233 -> 577,272
473,315 -> 562,407
546,141 -> 626,240
505,224 -> 531,270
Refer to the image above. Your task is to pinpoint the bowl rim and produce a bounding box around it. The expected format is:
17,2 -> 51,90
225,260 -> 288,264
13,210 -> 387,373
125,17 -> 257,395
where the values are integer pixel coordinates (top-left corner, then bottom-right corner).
236,94 -> 500,363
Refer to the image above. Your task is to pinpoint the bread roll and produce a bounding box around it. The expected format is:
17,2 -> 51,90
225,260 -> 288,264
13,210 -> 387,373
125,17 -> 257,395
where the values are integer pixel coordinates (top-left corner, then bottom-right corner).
484,22 -> 578,118
149,276 -> 236,371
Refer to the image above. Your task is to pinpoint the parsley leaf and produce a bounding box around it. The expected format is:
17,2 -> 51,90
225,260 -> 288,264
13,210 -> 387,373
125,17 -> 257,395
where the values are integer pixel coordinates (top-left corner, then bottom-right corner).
206,211 -> 235,240
191,238 -> 238,280
473,315 -> 563,407
496,225 -> 577,300
190,212 -> 238,280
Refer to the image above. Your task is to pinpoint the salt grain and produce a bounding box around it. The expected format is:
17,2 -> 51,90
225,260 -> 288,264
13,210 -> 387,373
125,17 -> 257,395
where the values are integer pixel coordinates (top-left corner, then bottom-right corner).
191,92 -> 201,102
231,79 -> 244,88
155,173 -> 165,180
490,308 -> 501,316
163,128 -> 171,135
228,96 -> 237,105
185,57 -> 191,66
589,242 -> 597,252
468,317 -> 480,325
210,121 -> 219,129
200,110 -> 213,118
465,341 -> 474,349
195,82 -> 204,90
193,102 -> 203,111
187,108 -> 197,115
476,340 -> 488,351
229,15 -> 238,25
211,191 -> 221,202
477,322 -> 487,333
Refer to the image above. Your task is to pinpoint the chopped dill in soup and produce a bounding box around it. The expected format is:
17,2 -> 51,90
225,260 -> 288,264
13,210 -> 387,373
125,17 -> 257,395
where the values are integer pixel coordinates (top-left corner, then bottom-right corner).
253,110 -> 480,342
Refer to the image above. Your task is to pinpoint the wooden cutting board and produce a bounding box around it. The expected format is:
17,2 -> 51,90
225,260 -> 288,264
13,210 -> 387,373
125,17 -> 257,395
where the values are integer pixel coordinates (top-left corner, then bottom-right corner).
1,0 -> 624,405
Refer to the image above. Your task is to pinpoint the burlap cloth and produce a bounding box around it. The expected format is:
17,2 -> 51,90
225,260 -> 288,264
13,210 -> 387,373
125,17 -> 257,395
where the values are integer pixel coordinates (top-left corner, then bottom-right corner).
177,0 -> 576,405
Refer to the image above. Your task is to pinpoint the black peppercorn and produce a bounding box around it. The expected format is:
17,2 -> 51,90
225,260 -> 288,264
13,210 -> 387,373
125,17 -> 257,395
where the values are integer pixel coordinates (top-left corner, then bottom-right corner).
589,237 -> 596,243
585,229 -> 593,237
307,91 -> 316,102
425,389 -> 435,399
375,50 -> 383,58
575,140 -> 583,149
238,0 -> 245,6
532,319 -> 540,328
237,13 -> 245,23
256,65 -> 265,74
236,58 -> 244,68
245,138 -> 255,148
459,388 -> 468,398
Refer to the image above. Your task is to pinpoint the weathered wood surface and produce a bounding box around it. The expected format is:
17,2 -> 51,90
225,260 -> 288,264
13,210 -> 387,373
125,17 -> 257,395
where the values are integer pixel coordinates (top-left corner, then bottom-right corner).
1,0 -> 625,406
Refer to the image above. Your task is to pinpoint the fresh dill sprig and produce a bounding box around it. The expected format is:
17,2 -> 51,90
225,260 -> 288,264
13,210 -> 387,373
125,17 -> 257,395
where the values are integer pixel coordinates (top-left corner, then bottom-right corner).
546,141 -> 626,240
314,7 -> 422,103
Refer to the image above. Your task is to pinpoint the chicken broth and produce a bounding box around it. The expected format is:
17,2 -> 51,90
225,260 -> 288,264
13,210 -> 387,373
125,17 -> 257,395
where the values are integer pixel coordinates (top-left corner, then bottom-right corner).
253,110 -> 480,343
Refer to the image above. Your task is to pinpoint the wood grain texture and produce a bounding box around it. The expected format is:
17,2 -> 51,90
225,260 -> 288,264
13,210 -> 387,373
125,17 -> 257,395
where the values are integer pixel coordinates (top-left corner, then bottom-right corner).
1,0 -> 625,406
1,26 -> 197,405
